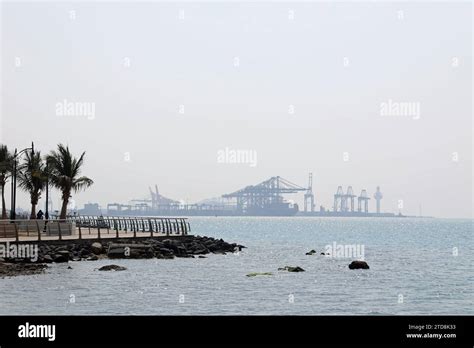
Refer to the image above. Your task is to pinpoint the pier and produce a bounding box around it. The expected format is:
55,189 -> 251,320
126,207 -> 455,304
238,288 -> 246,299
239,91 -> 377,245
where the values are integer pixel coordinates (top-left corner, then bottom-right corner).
0,216 -> 190,242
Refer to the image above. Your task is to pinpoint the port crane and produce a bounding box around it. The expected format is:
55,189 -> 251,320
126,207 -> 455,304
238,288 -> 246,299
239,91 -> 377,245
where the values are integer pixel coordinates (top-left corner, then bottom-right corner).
222,176 -> 307,215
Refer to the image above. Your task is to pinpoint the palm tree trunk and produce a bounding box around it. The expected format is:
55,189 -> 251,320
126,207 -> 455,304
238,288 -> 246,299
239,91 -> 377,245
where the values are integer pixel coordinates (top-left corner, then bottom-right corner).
1,184 -> 6,219
60,198 -> 69,219
30,203 -> 37,219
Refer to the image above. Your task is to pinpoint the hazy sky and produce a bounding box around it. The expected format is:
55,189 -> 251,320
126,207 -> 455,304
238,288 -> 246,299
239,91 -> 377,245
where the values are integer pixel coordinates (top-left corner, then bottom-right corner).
1,1 -> 472,218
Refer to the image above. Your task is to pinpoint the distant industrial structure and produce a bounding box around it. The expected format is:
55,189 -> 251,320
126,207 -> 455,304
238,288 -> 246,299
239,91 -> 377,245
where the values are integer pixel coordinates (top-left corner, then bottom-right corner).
374,186 -> 383,214
304,173 -> 315,213
222,176 -> 306,216
300,185 -> 392,217
77,174 -> 398,217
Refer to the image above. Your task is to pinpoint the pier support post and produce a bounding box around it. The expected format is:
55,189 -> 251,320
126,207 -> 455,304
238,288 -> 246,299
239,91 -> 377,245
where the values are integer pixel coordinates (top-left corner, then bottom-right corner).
36,220 -> 41,241
133,218 -> 137,238
14,222 -> 19,242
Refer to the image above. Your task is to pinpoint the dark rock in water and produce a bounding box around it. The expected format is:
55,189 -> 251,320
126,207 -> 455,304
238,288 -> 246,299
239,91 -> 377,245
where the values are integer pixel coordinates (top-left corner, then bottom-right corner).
67,266 -> 73,270
98,264 -> 127,271
306,249 -> 316,255
320,252 -> 327,255
278,266 -> 305,272
86,255 -> 98,261
348,261 -> 369,270
91,242 -> 103,255
198,256 -> 206,258
53,254 -> 68,263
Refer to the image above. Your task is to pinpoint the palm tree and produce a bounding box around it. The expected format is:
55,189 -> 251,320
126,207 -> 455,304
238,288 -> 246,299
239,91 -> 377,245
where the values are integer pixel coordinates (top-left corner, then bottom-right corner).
47,144 -> 93,219
0,145 -> 12,219
17,150 -> 47,219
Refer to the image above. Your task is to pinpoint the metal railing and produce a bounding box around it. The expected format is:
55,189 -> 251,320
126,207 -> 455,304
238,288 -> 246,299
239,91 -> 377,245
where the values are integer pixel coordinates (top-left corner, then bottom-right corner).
0,219 -> 74,241
65,215 -> 190,237
0,216 -> 190,241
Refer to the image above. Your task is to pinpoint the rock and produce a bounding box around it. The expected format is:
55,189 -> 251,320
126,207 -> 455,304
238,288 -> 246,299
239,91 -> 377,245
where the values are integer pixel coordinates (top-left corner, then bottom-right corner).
198,256 -> 207,258
107,248 -> 125,258
212,250 -> 226,255
320,252 -> 327,255
91,242 -> 103,255
193,248 -> 207,255
43,255 -> 53,263
159,248 -> 173,255
348,261 -> 369,270
176,246 -> 188,255
86,255 -> 98,261
67,266 -> 73,269
306,249 -> 316,255
98,264 -> 127,271
278,266 -> 305,272
53,254 -> 68,263
246,272 -> 273,277
108,244 -> 154,259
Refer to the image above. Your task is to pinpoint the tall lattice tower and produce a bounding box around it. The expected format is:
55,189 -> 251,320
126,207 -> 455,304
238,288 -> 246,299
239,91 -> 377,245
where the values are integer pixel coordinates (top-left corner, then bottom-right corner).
304,173 -> 315,212
374,186 -> 383,214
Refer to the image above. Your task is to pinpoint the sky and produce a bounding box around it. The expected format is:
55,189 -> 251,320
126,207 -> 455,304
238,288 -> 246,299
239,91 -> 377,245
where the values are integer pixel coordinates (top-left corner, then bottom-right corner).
1,1 -> 472,218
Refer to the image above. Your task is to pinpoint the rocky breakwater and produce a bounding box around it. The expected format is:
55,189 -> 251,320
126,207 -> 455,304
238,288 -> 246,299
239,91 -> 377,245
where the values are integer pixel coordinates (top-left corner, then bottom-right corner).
105,236 -> 244,260
0,236 -> 245,276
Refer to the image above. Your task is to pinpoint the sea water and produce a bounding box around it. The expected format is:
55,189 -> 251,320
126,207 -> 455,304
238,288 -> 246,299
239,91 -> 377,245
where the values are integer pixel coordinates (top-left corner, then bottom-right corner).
0,217 -> 472,315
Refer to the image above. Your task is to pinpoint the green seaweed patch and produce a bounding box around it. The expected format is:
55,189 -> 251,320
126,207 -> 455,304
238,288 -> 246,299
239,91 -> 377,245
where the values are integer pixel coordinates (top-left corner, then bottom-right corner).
246,272 -> 273,277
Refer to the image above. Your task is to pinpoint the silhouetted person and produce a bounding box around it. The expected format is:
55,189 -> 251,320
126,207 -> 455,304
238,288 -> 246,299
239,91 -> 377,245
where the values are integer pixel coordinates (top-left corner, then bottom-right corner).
36,210 -> 44,220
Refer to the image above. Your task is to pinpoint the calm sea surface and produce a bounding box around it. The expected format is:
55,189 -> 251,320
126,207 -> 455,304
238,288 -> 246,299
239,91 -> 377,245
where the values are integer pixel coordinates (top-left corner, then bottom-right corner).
0,217 -> 472,315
